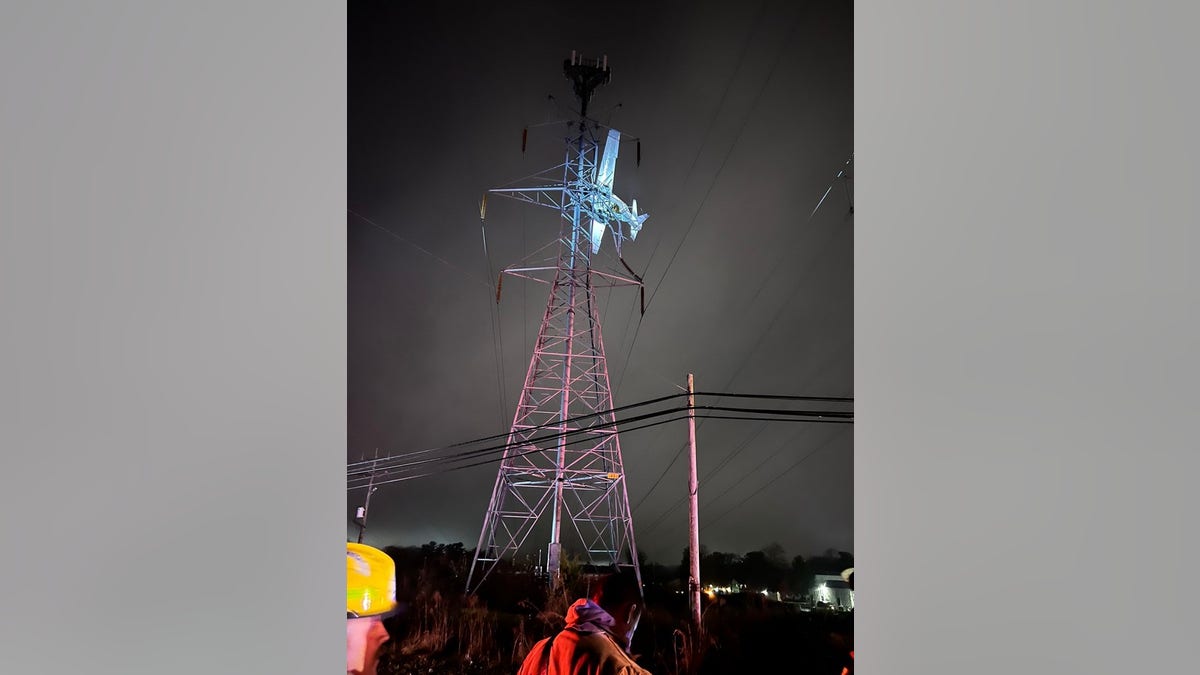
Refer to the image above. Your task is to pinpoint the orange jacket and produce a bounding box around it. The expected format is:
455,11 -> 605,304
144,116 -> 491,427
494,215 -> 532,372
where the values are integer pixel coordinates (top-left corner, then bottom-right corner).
517,600 -> 652,675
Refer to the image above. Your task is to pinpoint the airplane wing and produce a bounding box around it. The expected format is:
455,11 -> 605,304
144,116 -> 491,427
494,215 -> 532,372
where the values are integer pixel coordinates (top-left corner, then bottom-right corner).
589,218 -> 606,254
596,129 -> 620,189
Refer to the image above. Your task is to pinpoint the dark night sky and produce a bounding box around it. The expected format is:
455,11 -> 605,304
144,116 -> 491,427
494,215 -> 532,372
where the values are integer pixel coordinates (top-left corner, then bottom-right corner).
348,0 -> 853,565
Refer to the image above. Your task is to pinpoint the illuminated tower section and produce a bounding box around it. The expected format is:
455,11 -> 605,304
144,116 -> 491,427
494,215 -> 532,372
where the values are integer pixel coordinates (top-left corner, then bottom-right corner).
467,53 -> 648,593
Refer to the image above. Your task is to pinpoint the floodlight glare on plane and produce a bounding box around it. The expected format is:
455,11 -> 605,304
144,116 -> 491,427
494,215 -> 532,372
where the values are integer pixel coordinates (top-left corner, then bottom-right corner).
587,128 -> 650,254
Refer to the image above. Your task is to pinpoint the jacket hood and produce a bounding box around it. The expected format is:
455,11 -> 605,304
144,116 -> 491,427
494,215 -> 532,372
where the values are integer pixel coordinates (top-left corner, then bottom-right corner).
565,598 -> 617,635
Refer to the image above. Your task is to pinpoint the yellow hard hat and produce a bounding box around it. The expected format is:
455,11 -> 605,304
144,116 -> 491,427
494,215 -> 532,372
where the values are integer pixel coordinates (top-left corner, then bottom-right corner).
347,542 -> 397,619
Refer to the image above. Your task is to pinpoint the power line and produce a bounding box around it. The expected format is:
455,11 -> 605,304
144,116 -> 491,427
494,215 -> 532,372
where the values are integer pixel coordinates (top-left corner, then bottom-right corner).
697,413 -> 850,424
635,421 -> 770,533
637,421 -> 836,538
739,154 -> 854,317
696,427 -> 815,515
349,405 -> 849,484
695,405 -> 849,418
348,208 -> 490,289
348,392 -> 688,471
611,308 -> 645,397
348,390 -> 850,472
630,440 -> 688,514
480,219 -> 509,430
619,161 -> 853,510
609,2 -> 777,398
351,411 -> 843,489
698,421 -> 770,483
676,222 -> 852,451
693,392 -> 852,403
354,413 -> 691,487
352,405 -> 694,480
629,0 -> 769,284
626,400 -> 850,516
808,155 -> 854,220
641,8 -> 803,313
639,425 -> 843,539
639,351 -> 852,521
625,384 -> 850,512
705,428 -> 847,527
633,393 -> 849,530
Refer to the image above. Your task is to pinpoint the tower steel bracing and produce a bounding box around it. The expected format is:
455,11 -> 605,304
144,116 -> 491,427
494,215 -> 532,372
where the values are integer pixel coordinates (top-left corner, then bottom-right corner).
467,53 -> 647,594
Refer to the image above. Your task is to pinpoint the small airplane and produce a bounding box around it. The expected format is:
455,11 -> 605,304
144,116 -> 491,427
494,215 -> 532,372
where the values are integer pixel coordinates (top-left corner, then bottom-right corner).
585,129 -> 649,254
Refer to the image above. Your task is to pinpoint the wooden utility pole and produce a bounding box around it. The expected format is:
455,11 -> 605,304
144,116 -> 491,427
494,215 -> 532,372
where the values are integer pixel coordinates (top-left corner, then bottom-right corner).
356,453 -> 379,544
687,373 -> 702,634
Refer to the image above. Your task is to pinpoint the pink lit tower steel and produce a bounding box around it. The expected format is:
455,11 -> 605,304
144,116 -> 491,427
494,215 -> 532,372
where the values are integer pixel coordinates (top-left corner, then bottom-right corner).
466,52 -> 649,594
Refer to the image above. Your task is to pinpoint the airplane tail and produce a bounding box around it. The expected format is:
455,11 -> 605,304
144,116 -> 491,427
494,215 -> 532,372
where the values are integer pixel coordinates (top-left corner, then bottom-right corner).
630,199 -> 648,239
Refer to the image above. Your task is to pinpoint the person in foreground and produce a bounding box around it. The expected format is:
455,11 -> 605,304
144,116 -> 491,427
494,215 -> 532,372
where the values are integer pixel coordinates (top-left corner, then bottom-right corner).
347,542 -> 397,675
518,569 -> 652,675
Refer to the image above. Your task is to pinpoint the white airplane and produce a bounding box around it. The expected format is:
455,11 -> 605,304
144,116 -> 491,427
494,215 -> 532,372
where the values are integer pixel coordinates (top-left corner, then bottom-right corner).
586,129 -> 649,254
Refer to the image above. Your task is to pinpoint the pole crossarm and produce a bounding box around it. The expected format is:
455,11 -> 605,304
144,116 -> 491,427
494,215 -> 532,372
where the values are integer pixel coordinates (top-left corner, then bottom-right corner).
488,186 -> 567,211
587,269 -> 642,288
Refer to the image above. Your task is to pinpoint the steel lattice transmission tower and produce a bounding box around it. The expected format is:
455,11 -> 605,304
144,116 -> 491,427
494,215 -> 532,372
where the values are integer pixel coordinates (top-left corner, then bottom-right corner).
467,53 -> 649,594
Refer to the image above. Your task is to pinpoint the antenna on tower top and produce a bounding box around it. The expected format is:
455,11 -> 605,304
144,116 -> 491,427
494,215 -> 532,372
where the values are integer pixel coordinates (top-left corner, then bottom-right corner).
563,51 -> 611,122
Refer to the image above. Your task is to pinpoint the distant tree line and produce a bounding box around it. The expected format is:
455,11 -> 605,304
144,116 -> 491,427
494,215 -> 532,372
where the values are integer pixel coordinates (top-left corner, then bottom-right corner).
376,540 -> 851,601
672,543 -> 854,598
381,541 -> 471,601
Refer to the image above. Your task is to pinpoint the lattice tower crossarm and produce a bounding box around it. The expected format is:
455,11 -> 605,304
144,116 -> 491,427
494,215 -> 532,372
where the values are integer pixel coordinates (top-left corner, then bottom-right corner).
467,56 -> 646,595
